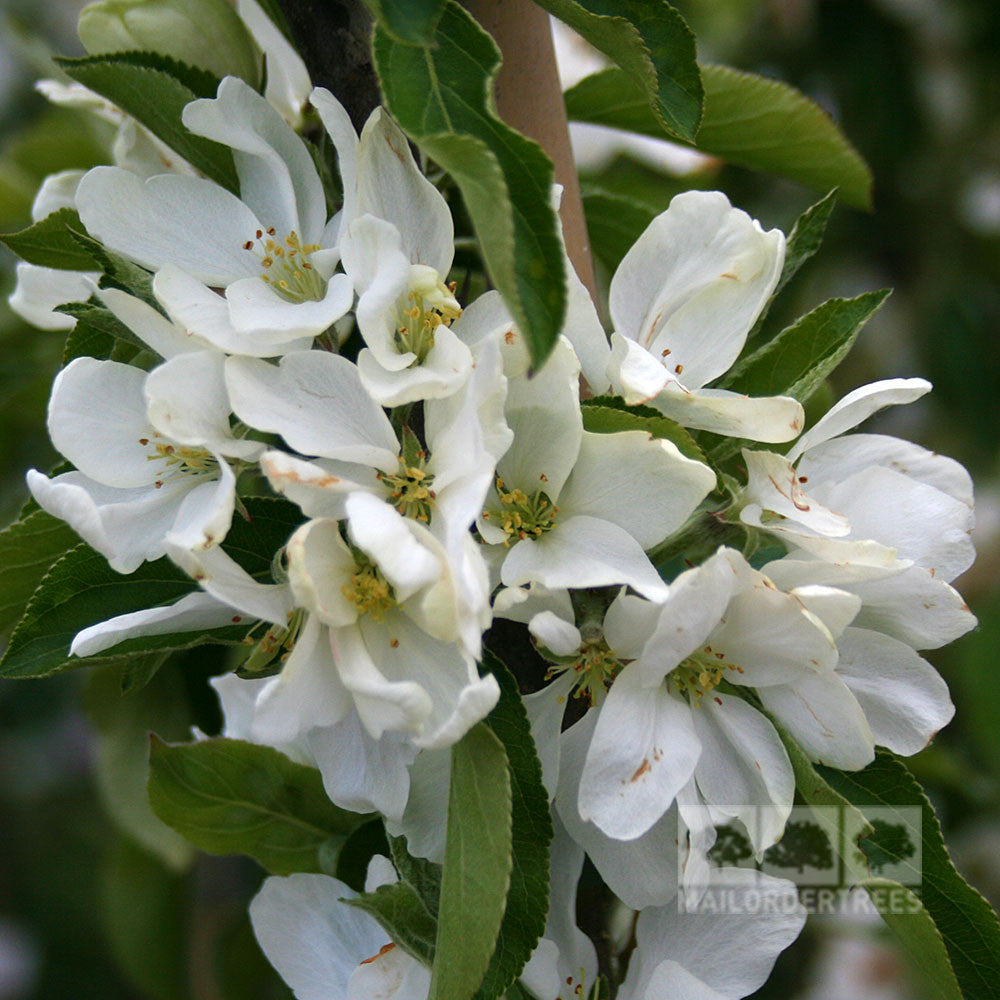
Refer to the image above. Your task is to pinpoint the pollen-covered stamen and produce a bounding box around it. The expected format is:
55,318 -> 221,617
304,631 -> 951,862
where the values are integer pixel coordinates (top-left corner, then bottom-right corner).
342,553 -> 395,620
393,265 -> 462,364
243,226 -> 325,303
483,475 -> 558,546
141,434 -> 218,488
240,607 -> 307,674
378,459 -> 436,523
669,644 -> 745,705
557,636 -> 624,707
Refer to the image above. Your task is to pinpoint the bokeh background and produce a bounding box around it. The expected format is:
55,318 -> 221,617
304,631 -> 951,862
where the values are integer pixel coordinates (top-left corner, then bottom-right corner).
0,1 -> 998,997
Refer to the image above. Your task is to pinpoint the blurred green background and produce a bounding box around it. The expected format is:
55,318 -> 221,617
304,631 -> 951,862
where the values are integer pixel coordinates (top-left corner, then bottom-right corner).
0,0 -> 997,997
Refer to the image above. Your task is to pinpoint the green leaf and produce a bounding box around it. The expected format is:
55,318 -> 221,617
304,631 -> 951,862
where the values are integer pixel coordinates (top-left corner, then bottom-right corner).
1,206 -> 103,270
582,396 -> 707,464
476,653 -> 553,1000
822,754 -> 1000,1000
565,64 -> 873,209
864,879 -> 963,1000
0,545 -> 195,679
373,1 -> 565,368
334,818 -> 391,892
344,882 -> 437,964
59,296 -> 150,363
533,0 -> 701,141
68,220 -> 160,307
429,723 -> 513,1000
362,0 -> 445,44
723,289 -> 891,402
581,187 -> 657,275
55,52 -> 238,191
221,496 -> 304,579
0,510 -> 80,633
148,737 -> 370,875
388,834 -> 442,919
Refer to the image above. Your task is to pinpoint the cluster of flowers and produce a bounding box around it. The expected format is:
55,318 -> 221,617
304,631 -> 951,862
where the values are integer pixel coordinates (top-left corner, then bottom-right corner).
11,30 -> 976,1000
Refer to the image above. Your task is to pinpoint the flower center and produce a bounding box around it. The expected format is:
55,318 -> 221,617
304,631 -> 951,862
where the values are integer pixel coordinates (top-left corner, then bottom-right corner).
394,265 -> 461,364
240,608 -> 307,675
140,436 -> 218,489
669,645 -> 745,705
243,227 -> 325,303
483,476 -> 558,546
342,555 -> 395,620
565,637 -> 624,706
378,458 -> 436,523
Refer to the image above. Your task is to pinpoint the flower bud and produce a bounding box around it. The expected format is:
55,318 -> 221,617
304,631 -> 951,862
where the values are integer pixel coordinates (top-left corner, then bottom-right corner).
78,0 -> 261,86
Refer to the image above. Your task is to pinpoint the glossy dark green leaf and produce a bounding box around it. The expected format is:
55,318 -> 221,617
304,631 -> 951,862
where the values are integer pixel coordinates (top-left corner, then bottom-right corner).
534,0 -> 701,141
582,396 -> 706,464
373,1 -> 565,368
565,64 -> 873,208
344,881 -> 437,964
429,722 -> 512,1000
1,207 -> 103,270
581,187 -> 657,275
59,297 -> 150,363
362,0 -> 445,44
148,736 -> 370,875
388,834 -> 442,919
55,52 -> 238,191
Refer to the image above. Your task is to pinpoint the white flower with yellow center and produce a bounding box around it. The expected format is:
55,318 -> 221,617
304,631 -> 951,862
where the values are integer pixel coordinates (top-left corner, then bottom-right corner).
477,338 -> 716,601
25,295 -> 262,572
311,92 -> 473,405
606,190 -> 805,442
225,337 -> 510,656
75,76 -> 352,357
740,377 -> 976,578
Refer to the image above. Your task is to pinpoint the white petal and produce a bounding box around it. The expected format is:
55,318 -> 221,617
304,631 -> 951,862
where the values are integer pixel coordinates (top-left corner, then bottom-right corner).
499,338 -> 582,500
787,377 -> 932,462
691,695 -> 793,853
76,167 -> 260,284
562,259 -> 610,394
558,430 -> 714,548
261,451 -> 383,520
621,962 -> 728,1000
48,357 -> 156,487
500,515 -> 669,601
357,107 -> 454,274
9,263 -> 97,331
225,352 -> 398,468
606,332 -> 673,405
27,469 -> 188,572
71,591 -> 236,657
523,672 -> 575,799
311,87 -> 359,222
837,627 -> 954,755
183,76 -> 326,243
610,190 -> 784,387
167,458 -> 236,552
759,670 -> 874,770
579,664 -> 700,839
285,518 -> 361,628
626,868 -> 804,1000
602,590 -> 661,660
32,168 -> 85,220
306,714 -> 416,821
357,325 -> 473,407
649,385 -> 804,442
250,874 -> 385,1000
741,449 -> 850,536
346,942 -> 430,1000
555,713 -> 681,908
785,584 -> 862,640
145,352 -> 259,459
529,611 -> 582,656
97,286 -> 200,357
226,272 -> 353,339
811,465 -> 975,582
252,616 -> 352,743
153,264 -> 313,356
635,549 -> 742,686
797,432 -> 974,507
167,543 -> 293,625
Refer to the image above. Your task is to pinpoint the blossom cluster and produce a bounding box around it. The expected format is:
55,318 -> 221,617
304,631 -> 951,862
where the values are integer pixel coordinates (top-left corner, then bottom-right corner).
9,25 -> 976,1000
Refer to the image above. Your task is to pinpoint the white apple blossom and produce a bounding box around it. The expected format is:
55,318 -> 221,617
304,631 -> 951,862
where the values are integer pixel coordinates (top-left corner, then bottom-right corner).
605,190 -> 805,442
478,338 -> 716,600
311,91 -> 473,404
740,378 -> 975,579
76,76 -> 352,356
250,861 -> 431,1000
